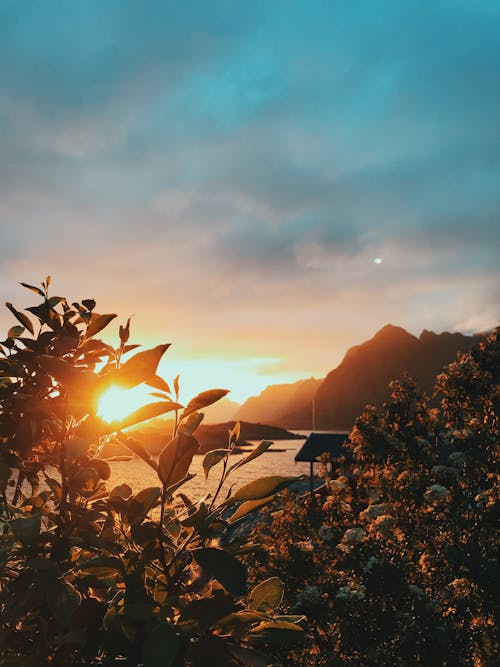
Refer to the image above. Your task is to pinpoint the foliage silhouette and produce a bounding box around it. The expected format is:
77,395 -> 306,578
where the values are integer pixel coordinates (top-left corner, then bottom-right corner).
0,279 -> 304,666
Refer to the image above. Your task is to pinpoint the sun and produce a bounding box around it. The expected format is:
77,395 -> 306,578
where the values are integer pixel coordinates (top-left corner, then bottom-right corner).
97,384 -> 155,423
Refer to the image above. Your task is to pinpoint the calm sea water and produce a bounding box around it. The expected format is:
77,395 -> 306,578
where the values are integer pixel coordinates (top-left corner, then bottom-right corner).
108,433 -> 313,501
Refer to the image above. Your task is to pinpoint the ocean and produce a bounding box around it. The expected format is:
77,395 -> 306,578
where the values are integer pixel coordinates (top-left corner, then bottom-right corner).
107,433 -> 314,501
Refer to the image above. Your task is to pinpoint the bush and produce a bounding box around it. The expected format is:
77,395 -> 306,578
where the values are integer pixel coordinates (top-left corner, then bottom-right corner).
0,279 -> 304,666
247,331 -> 500,667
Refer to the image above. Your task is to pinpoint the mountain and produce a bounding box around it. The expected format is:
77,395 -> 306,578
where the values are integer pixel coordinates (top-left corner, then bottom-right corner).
235,377 -> 322,425
202,397 -> 240,423
281,325 -> 481,429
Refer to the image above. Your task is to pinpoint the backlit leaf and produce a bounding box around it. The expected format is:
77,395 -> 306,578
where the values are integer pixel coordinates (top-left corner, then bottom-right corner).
115,400 -> 182,431
228,495 -> 275,523
82,299 -> 96,311
181,389 -> 229,420
249,577 -> 284,612
249,620 -> 305,645
118,344 -> 171,388
121,436 -> 158,471
110,483 -> 133,499
226,476 -> 297,504
5,302 -> 34,335
20,282 -> 45,297
230,420 -> 241,445
10,512 -> 42,544
178,412 -> 204,436
202,449 -> 228,480
86,313 -> 117,338
131,486 -> 161,517
228,440 -> 273,476
146,374 -> 171,394
7,325 -> 25,339
158,433 -> 199,487
193,548 -> 247,597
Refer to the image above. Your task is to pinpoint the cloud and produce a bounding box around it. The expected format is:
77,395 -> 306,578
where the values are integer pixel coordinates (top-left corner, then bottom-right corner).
0,1 -> 499,396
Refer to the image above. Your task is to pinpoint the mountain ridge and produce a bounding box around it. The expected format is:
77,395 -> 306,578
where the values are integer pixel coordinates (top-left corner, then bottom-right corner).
237,325 -> 482,430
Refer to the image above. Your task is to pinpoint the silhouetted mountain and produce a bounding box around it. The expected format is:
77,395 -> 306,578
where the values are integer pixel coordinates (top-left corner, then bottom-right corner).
235,377 -> 322,425
203,397 -> 240,423
278,325 -> 481,429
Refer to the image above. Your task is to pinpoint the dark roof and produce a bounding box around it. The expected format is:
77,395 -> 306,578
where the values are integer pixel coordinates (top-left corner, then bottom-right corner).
295,432 -> 349,463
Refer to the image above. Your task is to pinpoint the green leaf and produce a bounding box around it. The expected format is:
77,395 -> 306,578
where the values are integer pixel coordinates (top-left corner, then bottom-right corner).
48,581 -> 81,628
193,548 -> 247,597
226,476 -> 297,505
7,325 -> 25,339
229,495 -> 275,523
249,577 -> 284,612
5,302 -> 34,335
114,400 -> 182,431
181,389 -> 229,420
91,458 -> 111,480
10,512 -> 41,544
145,374 -> 171,394
202,448 -> 228,480
118,344 -> 171,388
227,440 -> 273,476
179,594 -> 234,629
178,411 -> 204,436
120,436 -> 158,471
158,433 -> 199,487
20,282 -> 45,297
249,620 -> 305,645
110,483 -> 133,499
230,420 -> 241,444
82,299 -> 96,311
39,355 -> 95,389
86,313 -> 117,338
141,621 -> 179,667
129,487 -> 161,520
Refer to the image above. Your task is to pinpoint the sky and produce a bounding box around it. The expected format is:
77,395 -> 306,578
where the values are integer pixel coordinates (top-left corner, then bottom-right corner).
0,0 -> 499,404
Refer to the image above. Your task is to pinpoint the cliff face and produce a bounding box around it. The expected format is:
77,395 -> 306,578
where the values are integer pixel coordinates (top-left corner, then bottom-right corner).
235,325 -> 478,430
235,377 -> 322,425
278,325 -> 479,430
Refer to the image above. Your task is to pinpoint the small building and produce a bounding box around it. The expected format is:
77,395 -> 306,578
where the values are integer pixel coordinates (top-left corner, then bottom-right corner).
295,432 -> 350,494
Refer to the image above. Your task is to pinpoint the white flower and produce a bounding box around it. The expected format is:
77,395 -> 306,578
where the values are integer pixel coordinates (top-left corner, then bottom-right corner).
373,514 -> 394,537
424,484 -> 451,504
341,527 -> 366,545
431,465 -> 457,483
359,504 -> 389,522
336,583 -> 366,601
448,451 -> 466,468
363,556 -> 382,574
318,525 -> 335,544
292,584 -> 322,611
408,584 -> 425,600
296,540 -> 314,553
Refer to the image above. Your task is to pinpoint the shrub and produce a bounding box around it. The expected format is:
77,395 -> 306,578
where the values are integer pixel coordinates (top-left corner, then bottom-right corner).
247,331 -> 499,667
0,279 -> 304,666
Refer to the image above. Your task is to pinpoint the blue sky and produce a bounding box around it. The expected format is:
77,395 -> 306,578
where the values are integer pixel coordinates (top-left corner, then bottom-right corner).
1,1 -> 499,402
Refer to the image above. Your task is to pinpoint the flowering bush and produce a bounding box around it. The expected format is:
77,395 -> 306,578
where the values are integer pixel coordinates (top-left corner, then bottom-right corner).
247,330 -> 499,666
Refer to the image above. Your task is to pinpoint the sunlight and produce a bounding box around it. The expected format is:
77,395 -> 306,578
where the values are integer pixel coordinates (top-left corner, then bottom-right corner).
97,384 -> 155,423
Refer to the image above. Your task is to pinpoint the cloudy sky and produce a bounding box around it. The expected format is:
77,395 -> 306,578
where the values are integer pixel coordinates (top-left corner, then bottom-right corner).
1,1 -> 499,403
